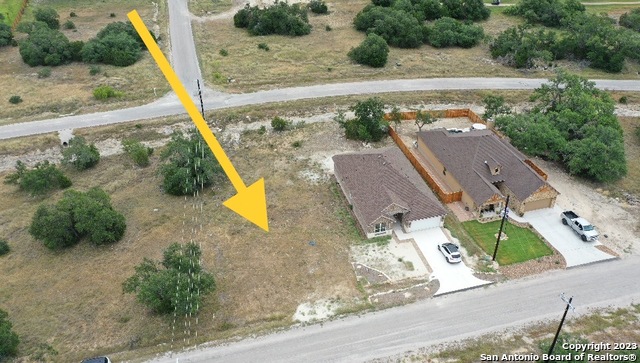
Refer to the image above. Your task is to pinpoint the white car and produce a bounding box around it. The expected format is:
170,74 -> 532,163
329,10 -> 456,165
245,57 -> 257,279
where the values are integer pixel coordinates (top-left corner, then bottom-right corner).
437,243 -> 462,263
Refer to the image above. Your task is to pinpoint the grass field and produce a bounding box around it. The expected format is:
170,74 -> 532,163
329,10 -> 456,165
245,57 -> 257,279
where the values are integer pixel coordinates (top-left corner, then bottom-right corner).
189,0 -> 233,17
0,118 -> 373,362
0,0 -> 22,25
462,220 -> 554,265
615,117 -> 640,196
0,0 -> 170,124
194,0 -> 640,93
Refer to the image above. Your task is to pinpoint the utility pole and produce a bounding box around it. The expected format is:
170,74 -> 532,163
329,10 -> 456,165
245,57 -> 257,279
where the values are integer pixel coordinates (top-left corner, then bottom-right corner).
196,79 -> 205,118
492,195 -> 510,261
546,293 -> 575,362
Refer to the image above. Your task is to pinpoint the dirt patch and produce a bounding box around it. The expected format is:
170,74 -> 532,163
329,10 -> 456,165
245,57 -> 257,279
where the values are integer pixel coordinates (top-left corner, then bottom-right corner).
351,238 -> 430,283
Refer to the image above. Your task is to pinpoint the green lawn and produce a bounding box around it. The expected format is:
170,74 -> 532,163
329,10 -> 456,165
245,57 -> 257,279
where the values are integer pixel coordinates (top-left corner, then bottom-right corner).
0,0 -> 22,25
462,220 -> 553,265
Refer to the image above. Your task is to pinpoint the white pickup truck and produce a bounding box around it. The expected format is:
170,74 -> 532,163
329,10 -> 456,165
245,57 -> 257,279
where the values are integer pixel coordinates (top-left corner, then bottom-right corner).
561,211 -> 599,241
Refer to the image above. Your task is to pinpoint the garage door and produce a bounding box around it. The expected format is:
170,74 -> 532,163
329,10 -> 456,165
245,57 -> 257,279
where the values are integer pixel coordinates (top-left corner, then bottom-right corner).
523,198 -> 553,212
407,216 -> 442,232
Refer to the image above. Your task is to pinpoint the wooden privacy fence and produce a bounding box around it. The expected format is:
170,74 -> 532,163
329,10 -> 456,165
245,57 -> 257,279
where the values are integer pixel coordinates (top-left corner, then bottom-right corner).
388,127 -> 462,204
11,0 -> 30,31
384,108 -> 487,125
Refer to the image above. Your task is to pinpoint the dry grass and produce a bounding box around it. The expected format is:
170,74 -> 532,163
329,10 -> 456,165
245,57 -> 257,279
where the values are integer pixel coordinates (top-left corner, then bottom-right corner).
0,119 -> 370,362
615,117 -> 640,196
189,0 -> 233,17
193,1 -> 640,93
0,0 -> 170,125
0,132 -> 59,155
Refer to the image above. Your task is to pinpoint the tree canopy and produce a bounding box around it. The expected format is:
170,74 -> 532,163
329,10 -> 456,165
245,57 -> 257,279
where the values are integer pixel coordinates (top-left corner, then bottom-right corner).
234,2 -> 311,36
353,5 -> 426,48
495,72 -> 626,182
0,309 -> 20,359
19,23 -> 72,66
619,8 -> 640,33
29,188 -> 126,249
82,22 -> 145,67
160,130 -> 222,196
348,33 -> 389,67
427,17 -> 484,48
34,7 -> 60,30
123,243 -> 216,315
4,161 -> 72,196
0,23 -> 13,47
336,97 -> 389,142
504,0 -> 584,27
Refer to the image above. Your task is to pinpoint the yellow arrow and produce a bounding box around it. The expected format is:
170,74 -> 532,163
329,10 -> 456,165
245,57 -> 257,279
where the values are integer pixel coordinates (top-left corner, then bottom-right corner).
127,10 -> 269,232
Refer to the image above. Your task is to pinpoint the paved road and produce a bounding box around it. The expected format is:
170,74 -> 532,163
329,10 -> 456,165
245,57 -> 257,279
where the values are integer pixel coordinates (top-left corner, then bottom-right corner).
167,0 -> 203,99
144,256 -> 640,362
2,78 -> 640,140
523,206 -> 616,267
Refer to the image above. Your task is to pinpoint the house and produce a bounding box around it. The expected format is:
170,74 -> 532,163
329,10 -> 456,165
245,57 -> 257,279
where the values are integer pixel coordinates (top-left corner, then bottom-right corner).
416,128 -> 559,216
333,147 -> 447,239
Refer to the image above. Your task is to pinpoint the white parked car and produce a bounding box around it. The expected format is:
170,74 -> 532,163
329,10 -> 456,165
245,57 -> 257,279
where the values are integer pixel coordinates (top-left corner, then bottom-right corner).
437,243 -> 462,263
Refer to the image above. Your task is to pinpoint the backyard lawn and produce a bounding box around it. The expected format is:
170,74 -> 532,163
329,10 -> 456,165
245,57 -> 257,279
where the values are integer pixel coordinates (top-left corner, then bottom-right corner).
463,220 -> 553,265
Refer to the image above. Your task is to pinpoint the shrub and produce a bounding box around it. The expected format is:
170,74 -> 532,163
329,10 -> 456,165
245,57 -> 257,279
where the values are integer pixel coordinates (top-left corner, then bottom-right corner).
69,40 -> 84,61
4,160 -> 72,196
292,140 -> 303,148
37,67 -> 52,78
30,188 -> 126,249
89,65 -> 101,75
0,309 -> 20,358
219,48 -> 228,56
0,239 -> 9,256
353,6 -> 425,48
490,25 -> 560,68
234,2 -> 311,36
258,42 -> 270,51
271,116 -> 291,131
123,243 -> 216,315
122,139 -> 153,167
427,17 -> 484,48
63,20 -> 76,30
504,0 -> 584,27
93,85 -> 123,100
70,11 -> 77,17
620,8 -> 640,32
19,25 -> 72,66
61,136 -> 100,170
81,21 -> 148,67
0,23 -> 13,47
325,25 -> 332,31
110,13 -> 116,18
9,95 -> 22,104
619,96 -> 628,104
34,7 -> 60,29
160,130 -> 222,196
309,0 -> 329,14
441,0 -> 490,21
348,33 -> 389,68
482,95 -> 511,120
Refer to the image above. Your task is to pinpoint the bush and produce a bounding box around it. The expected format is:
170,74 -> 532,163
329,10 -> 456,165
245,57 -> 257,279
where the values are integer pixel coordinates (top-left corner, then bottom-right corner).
348,33 -> 389,68
0,309 -> 20,358
61,136 -> 100,170
0,239 -> 9,256
336,98 -> 388,142
441,0 -> 490,21
89,65 -> 101,75
219,48 -> 228,56
63,20 -> 76,30
69,40 -> 84,61
160,130 -> 222,196
271,116 -> 291,131
325,24 -> 332,31
353,5 -> 425,48
257,42 -> 270,51
70,11 -> 77,17
37,67 -> 52,78
110,12 -> 116,18
4,160 -> 72,196
29,188 -> 126,249
34,7 -> 60,29
482,94 -> 511,120
620,8 -> 640,32
309,0 -> 328,14
93,85 -> 123,100
81,21 -> 148,67
19,25 -> 72,66
0,23 -> 13,47
490,25 -> 560,68
234,2 -> 311,36
122,139 -> 153,167
427,17 -> 484,48
9,95 -> 22,104
619,96 -> 628,104
504,0 -> 584,27
123,243 -> 216,315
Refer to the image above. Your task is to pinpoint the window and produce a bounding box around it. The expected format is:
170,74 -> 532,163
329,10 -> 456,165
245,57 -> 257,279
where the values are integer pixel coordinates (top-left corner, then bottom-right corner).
374,223 -> 386,233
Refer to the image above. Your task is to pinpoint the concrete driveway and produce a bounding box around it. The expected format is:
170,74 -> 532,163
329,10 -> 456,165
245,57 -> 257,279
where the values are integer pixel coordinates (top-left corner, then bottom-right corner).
523,206 -> 616,267
394,225 -> 491,296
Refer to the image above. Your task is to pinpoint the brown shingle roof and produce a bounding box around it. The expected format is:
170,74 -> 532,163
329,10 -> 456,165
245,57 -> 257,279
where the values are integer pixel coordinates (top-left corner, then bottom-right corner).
333,147 -> 446,229
418,129 -> 551,205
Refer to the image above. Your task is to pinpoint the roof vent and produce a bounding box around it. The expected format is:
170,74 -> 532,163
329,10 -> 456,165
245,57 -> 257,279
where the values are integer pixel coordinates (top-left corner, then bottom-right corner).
486,158 -> 501,176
